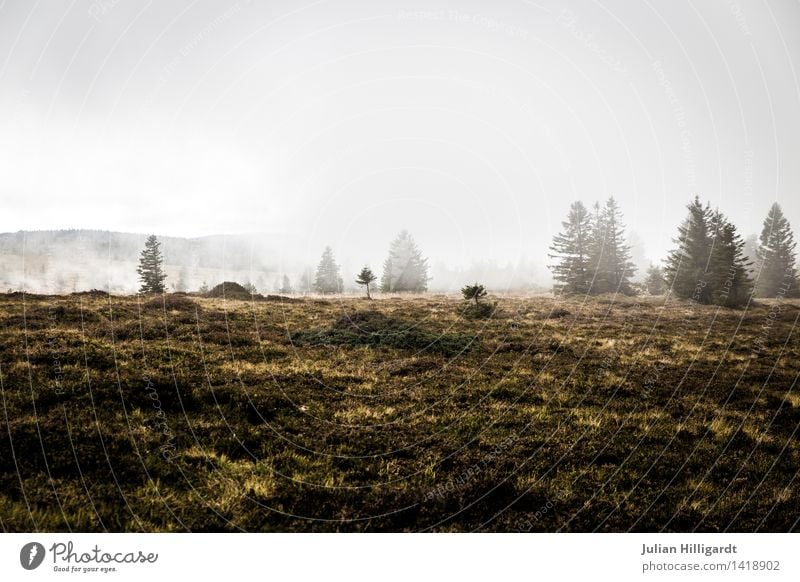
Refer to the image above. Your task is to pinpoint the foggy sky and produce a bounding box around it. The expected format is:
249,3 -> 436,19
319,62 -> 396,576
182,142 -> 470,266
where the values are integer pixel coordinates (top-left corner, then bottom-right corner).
1,0 -> 799,273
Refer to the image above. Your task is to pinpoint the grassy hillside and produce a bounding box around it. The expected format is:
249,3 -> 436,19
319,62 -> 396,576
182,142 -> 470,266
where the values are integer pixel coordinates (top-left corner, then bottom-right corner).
0,292 -> 798,532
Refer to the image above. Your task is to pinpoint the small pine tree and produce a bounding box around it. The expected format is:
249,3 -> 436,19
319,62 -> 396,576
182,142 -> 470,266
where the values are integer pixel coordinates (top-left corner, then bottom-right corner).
664,197 -> 713,303
548,201 -> 593,295
314,246 -> 343,294
645,264 -> 667,295
461,282 -> 487,306
754,202 -> 798,297
355,266 -> 377,299
380,230 -> 430,293
136,235 -> 167,294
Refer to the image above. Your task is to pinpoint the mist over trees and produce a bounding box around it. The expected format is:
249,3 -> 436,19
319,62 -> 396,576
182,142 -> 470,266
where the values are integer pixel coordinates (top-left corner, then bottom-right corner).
314,246 -> 343,294
549,197 -> 636,296
428,258 -> 545,293
707,210 -> 753,306
1,200 -> 797,304
279,274 -> 293,295
461,282 -> 487,306
743,234 -> 759,275
380,230 -> 430,293
664,198 -> 712,303
663,198 -> 752,307
0,230 -> 292,294
589,197 -> 637,295
754,202 -> 798,297
137,235 -> 167,294
355,266 -> 377,299
645,264 -> 667,295
626,231 -> 649,282
549,201 -> 592,295
174,266 -> 189,292
298,267 -> 314,295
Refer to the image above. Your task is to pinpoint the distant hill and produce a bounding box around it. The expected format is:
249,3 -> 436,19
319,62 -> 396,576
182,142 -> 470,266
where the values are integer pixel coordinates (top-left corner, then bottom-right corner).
0,229 -> 302,294
0,229 -> 550,295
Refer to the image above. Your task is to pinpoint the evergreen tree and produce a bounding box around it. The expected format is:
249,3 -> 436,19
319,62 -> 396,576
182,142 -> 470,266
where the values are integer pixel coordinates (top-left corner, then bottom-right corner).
299,268 -> 314,295
380,230 -> 430,293
136,235 -> 167,294
548,201 -> 593,295
586,201 -> 604,292
314,246 -> 343,294
461,282 -> 487,306
279,274 -> 293,295
707,210 -> 753,307
742,233 -> 759,275
754,202 -> 798,297
355,266 -> 377,299
664,197 -> 713,303
588,197 -> 636,295
645,264 -> 667,295
626,231 -> 648,281
174,266 -> 189,292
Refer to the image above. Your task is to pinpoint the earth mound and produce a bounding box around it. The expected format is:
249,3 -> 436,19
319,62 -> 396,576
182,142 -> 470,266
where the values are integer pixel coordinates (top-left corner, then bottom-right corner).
205,282 -> 254,300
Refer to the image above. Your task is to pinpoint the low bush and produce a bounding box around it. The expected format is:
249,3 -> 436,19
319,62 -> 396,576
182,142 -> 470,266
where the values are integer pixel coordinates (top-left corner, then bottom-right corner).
144,294 -> 200,312
460,302 -> 497,320
291,310 -> 478,356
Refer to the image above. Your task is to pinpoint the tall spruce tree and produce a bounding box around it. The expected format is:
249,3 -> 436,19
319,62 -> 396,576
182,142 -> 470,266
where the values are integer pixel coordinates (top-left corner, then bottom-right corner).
136,235 -> 167,294
664,197 -> 713,303
314,246 -> 343,294
586,201 -> 604,292
380,230 -> 430,293
548,201 -> 593,295
707,210 -> 753,307
588,197 -> 636,295
754,202 -> 798,297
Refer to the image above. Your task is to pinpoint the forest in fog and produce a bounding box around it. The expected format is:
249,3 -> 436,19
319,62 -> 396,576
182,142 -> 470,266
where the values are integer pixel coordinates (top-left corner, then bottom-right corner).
1,196 -> 796,306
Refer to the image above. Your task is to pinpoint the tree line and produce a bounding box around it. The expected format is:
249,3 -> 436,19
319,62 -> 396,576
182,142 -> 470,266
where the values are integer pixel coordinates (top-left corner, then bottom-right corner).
548,197 -> 636,296
137,229 -> 431,297
309,229 -> 430,295
137,200 -> 798,306
548,197 -> 798,307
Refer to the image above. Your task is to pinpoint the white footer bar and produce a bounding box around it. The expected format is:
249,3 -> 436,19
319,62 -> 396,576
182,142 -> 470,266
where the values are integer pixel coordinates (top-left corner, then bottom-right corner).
1,533 -> 797,581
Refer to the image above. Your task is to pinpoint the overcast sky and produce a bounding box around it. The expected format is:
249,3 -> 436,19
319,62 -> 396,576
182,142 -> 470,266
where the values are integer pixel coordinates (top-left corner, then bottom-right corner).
1,0 -> 799,270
